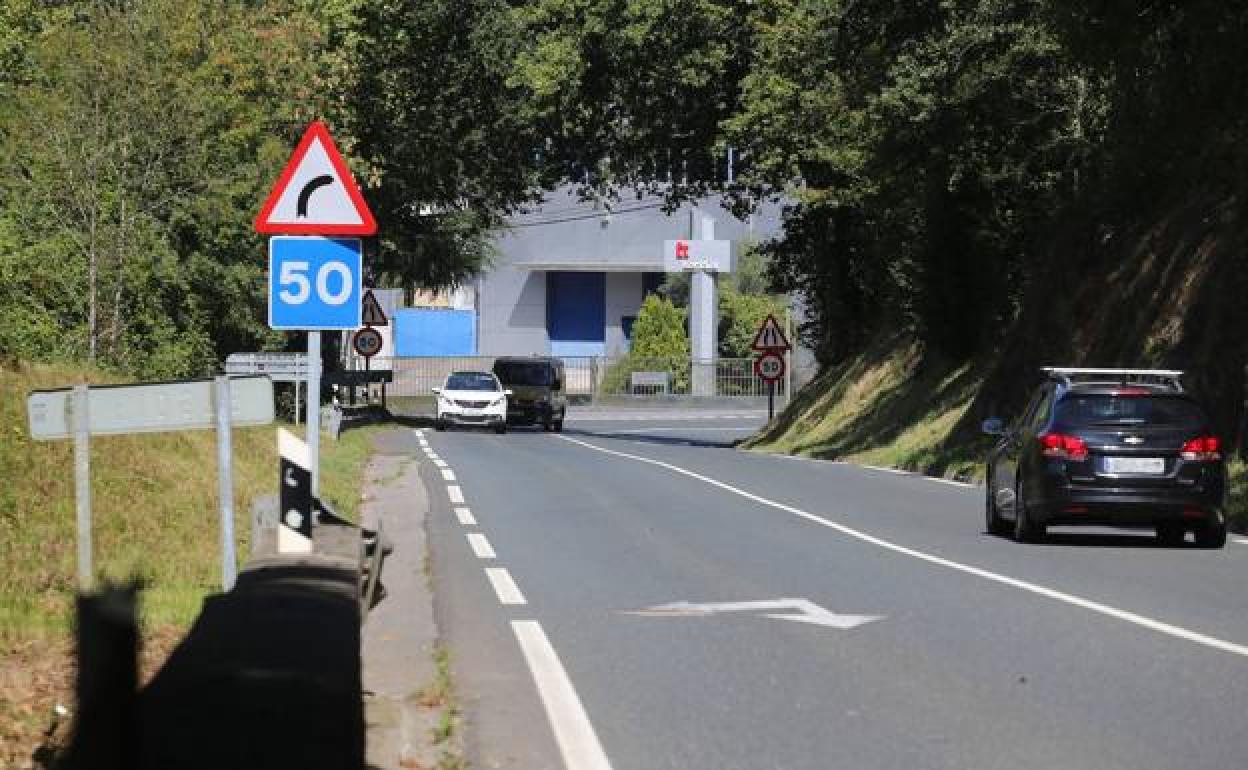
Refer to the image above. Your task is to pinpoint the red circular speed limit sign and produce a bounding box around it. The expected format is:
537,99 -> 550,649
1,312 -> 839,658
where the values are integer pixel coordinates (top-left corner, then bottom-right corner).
353,327 -> 383,357
754,352 -> 786,382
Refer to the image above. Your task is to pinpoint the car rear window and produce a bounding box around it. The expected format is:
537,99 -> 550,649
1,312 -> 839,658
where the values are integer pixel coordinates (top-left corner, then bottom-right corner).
493,361 -> 552,386
1054,394 -> 1206,427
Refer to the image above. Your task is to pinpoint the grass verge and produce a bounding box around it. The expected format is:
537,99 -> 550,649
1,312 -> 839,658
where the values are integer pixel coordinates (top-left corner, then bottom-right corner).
745,336 -> 989,480
0,360 -> 387,767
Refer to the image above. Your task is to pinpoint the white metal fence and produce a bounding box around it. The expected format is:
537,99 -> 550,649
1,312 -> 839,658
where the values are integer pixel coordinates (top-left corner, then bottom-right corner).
359,355 -> 794,408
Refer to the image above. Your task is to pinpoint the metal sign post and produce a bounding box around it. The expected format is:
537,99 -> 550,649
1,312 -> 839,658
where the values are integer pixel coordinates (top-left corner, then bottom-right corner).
307,331 -> 321,496
72,385 -> 92,591
214,377 -> 237,590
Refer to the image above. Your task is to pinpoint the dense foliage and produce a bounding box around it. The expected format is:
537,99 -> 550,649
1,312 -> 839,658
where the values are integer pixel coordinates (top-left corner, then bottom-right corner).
4,1 -> 1246,403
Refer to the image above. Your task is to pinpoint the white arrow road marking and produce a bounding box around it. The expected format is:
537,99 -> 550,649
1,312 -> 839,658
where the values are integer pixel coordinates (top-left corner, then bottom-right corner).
626,598 -> 881,630
559,435 -> 1248,659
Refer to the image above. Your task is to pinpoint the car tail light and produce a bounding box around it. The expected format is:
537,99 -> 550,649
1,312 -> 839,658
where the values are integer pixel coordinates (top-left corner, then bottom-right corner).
1039,433 -> 1089,461
1180,436 -> 1221,461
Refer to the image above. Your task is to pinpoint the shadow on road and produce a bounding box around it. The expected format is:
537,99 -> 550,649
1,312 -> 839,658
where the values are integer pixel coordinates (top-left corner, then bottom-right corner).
59,561 -> 366,770
982,529 -> 1195,549
137,562 -> 364,769
561,427 -> 746,450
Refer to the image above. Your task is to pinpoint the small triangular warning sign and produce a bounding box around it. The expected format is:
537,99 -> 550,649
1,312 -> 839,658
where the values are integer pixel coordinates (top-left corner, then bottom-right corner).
360,289 -> 388,326
255,121 -> 377,235
750,314 -> 791,352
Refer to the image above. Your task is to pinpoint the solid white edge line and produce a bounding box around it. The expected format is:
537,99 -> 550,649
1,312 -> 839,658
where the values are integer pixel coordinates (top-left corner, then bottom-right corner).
466,533 -> 496,559
1232,537 -> 1248,546
447,485 -> 465,504
485,567 -> 526,605
557,435 -> 1248,659
863,464 -> 912,476
441,469 -> 457,481
454,506 -> 477,526
511,620 -> 614,770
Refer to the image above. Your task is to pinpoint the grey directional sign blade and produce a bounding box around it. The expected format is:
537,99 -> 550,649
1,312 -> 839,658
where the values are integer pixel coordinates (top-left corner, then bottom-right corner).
27,376 -> 274,440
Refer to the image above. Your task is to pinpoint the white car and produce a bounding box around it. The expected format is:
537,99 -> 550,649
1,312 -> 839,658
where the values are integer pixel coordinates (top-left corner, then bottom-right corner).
433,371 -> 510,433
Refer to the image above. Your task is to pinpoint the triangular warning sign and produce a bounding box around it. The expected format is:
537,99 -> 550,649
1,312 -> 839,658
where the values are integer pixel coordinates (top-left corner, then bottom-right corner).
255,121 -> 377,235
360,289 -> 388,326
750,314 -> 791,352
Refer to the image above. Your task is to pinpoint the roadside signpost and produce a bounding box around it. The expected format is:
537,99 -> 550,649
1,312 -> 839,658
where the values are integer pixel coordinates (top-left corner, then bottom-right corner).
751,314 -> 792,420
226,352 -> 310,424
754,351 -> 786,382
353,288 -> 388,374
27,377 -> 275,591
256,121 -> 376,495
353,327 -> 383,358
361,289 -> 388,327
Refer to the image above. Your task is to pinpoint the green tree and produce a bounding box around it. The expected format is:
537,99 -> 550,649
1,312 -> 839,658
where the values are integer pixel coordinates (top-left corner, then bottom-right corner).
0,0 -> 331,374
631,294 -> 689,360
342,0 -> 549,291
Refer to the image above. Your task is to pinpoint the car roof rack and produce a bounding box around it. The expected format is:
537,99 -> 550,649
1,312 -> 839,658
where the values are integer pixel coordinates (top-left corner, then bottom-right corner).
1042,367 -> 1184,392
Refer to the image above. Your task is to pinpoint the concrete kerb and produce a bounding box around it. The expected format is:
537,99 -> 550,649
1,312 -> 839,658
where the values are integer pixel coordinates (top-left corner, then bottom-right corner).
359,429 -> 454,769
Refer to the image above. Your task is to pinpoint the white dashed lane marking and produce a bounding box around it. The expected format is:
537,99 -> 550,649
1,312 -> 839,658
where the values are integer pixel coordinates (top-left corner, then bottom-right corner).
485,567 -> 526,605
447,485 -> 465,504
466,533 -> 497,559
454,507 -> 477,526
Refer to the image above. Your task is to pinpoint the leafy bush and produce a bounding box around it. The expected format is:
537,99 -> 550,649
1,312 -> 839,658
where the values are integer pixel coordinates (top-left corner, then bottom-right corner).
602,295 -> 690,394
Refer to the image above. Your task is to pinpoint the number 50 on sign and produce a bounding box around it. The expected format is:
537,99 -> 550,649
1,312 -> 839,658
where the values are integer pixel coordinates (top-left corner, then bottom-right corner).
269,236 -> 362,330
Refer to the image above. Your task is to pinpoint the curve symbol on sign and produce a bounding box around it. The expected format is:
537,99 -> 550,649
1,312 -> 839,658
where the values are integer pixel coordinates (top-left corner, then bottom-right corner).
296,174 -> 335,217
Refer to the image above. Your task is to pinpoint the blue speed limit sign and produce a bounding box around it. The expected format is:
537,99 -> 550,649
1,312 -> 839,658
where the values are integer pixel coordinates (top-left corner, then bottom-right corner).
268,236 -> 362,330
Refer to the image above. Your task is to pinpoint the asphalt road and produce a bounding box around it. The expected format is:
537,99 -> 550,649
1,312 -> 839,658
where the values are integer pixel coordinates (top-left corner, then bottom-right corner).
417,410 -> 1248,770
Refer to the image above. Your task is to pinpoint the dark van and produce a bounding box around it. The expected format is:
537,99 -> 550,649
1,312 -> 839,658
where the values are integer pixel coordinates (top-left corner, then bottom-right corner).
492,356 -> 568,431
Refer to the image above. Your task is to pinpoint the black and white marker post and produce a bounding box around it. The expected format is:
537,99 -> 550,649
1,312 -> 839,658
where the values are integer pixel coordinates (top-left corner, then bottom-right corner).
278,428 -> 314,553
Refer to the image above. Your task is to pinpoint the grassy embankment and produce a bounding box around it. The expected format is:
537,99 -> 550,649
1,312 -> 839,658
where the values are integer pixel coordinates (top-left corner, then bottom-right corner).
746,337 -> 1247,531
0,360 -> 386,764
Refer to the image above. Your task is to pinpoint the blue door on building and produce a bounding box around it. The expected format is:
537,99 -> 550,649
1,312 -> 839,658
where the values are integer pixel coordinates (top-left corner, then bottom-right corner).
547,271 -> 605,357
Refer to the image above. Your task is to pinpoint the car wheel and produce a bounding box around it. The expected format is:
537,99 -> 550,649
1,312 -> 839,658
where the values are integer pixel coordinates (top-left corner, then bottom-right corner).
1194,520 -> 1227,549
985,471 -> 1008,536
542,420 -> 552,432
1155,522 -> 1186,547
553,419 -> 564,433
495,422 -> 507,435
435,418 -> 446,432
1013,478 -> 1044,544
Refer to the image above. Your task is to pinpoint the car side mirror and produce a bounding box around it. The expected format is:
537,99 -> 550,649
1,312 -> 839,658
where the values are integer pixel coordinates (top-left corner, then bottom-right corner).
981,417 -> 1006,436
431,387 -> 442,395
504,389 -> 513,396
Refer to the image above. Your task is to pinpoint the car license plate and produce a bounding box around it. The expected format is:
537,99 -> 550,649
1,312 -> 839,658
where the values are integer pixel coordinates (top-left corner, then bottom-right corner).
1105,457 -> 1165,474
